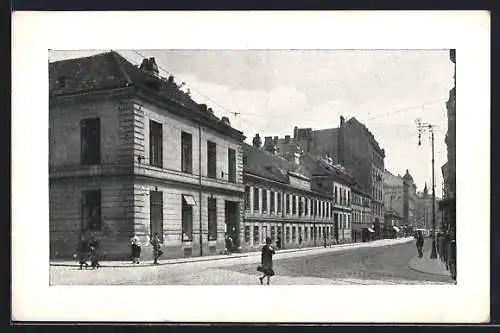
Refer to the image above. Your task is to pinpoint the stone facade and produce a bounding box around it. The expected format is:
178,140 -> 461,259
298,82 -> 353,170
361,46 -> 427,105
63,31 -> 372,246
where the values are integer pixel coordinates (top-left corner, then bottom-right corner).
49,52 -> 246,260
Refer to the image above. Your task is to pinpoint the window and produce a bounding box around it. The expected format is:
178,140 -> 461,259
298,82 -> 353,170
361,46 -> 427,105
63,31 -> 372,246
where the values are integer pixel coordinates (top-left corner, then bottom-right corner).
208,197 -> 217,241
149,120 -> 163,167
261,226 -> 267,244
286,226 -> 291,243
277,192 -> 282,213
207,141 -> 217,178
253,188 -> 259,211
150,191 -> 164,242
81,118 -> 100,165
304,226 -> 308,241
335,186 -> 338,204
292,196 -> 297,215
244,186 -> 251,210
270,191 -> 275,213
286,194 -> 290,214
254,226 -> 260,244
347,191 -> 350,206
271,226 -> 276,241
82,190 -> 101,230
310,226 -> 314,240
298,226 -> 302,240
262,189 -> 268,213
299,197 -> 303,216
181,132 -> 193,174
304,198 -> 308,216
182,195 -> 194,241
244,226 -> 251,243
228,148 -> 236,183
292,226 -> 297,242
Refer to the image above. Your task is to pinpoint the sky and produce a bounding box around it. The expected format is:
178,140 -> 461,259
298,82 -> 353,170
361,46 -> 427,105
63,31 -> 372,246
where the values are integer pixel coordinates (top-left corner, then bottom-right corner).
49,49 -> 455,195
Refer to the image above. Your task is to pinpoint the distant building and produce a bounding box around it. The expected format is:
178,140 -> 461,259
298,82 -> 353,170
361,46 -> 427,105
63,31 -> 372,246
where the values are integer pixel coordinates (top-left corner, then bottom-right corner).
49,52 -> 246,260
415,184 -> 442,231
242,137 -> 337,251
383,169 -> 417,228
290,117 -> 386,234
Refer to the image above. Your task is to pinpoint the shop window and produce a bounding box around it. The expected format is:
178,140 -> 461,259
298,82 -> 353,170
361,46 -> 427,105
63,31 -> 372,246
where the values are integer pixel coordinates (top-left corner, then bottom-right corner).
253,226 -> 260,244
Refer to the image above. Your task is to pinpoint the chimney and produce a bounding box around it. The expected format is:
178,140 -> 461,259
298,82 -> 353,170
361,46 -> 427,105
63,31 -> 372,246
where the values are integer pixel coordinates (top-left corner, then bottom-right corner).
252,134 -> 262,148
293,126 -> 299,139
221,116 -> 231,126
264,136 -> 273,152
199,104 -> 208,112
273,136 -> 279,145
338,116 -> 345,164
139,57 -> 159,77
340,115 -> 345,127
284,135 -> 290,144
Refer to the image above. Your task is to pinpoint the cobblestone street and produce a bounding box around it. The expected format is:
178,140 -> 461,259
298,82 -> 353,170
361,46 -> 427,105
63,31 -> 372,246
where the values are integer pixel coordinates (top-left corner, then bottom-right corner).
50,238 -> 453,285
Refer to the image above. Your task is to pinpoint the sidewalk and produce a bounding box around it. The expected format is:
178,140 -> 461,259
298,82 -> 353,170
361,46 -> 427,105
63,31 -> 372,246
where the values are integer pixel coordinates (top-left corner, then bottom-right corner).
51,237 -> 414,269
408,250 -> 451,277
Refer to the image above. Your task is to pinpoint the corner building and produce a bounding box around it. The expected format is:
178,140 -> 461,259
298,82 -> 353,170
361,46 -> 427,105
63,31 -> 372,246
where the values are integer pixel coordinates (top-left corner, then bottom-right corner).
49,52 -> 245,260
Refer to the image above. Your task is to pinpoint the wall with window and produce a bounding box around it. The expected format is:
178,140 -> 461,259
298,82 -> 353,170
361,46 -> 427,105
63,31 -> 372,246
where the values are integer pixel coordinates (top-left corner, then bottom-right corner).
49,178 -> 134,259
139,100 -> 243,184
49,98 -> 123,167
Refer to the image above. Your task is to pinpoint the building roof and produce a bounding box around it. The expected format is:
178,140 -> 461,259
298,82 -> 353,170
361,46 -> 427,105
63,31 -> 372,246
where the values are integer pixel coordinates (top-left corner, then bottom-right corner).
49,51 -> 245,141
243,143 -> 296,184
300,153 -> 353,186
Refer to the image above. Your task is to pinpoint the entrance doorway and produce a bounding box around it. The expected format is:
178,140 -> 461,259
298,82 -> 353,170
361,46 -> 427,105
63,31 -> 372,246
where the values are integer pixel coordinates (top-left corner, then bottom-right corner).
225,201 -> 240,252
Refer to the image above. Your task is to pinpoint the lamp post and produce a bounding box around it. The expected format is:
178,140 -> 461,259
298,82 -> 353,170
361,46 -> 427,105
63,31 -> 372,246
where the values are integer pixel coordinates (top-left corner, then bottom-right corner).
416,118 -> 437,259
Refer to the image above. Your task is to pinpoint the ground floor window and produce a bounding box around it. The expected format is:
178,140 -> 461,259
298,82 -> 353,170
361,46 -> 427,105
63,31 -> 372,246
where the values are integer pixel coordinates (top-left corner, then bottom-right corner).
304,226 -> 308,241
292,226 -> 297,243
82,189 -> 102,231
270,226 -> 276,241
310,226 -> 314,240
244,225 -> 251,243
286,226 -> 291,243
150,190 -> 164,242
208,197 -> 217,241
261,226 -> 268,244
253,225 -> 260,244
182,195 -> 195,241
298,226 -> 302,241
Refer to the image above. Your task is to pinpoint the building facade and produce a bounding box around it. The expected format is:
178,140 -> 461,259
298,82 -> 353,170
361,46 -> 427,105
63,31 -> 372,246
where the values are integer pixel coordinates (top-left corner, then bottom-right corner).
291,117 -> 386,235
350,182 -> 373,242
383,169 -> 417,228
242,141 -> 338,251
49,52 -> 246,260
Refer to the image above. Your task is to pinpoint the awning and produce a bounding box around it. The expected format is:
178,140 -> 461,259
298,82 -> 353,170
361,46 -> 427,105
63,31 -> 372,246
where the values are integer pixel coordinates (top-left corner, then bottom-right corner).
368,228 -> 375,233
393,226 -> 400,232
182,194 -> 196,206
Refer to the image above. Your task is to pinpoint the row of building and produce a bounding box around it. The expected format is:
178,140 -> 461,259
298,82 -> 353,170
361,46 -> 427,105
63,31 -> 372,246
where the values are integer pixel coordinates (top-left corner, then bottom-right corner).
49,51 -> 440,260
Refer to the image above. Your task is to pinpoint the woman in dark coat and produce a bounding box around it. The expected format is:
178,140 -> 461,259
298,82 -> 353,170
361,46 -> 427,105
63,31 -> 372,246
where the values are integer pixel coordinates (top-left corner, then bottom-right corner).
415,231 -> 424,258
130,236 -> 141,264
259,237 -> 276,285
88,238 -> 100,269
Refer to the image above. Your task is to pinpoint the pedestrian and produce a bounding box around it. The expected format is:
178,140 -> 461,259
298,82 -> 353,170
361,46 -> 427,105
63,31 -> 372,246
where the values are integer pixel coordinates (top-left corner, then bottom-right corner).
225,234 -> 233,255
299,235 -> 303,248
89,237 -> 100,269
276,236 -> 281,250
151,232 -> 162,265
130,236 -> 141,264
76,235 -> 89,270
258,237 -> 276,285
416,230 -> 424,258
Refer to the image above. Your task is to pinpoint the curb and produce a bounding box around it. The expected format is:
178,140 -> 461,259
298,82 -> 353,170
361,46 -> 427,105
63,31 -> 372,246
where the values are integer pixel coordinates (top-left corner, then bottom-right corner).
50,238 -> 413,269
407,263 -> 452,278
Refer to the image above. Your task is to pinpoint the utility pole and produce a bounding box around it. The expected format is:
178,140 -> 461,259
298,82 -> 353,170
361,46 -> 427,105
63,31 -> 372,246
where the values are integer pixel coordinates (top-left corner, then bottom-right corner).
416,118 -> 437,259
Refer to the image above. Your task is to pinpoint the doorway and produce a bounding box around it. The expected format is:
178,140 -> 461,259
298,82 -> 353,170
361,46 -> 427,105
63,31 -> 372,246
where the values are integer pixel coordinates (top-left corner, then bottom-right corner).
225,201 -> 240,251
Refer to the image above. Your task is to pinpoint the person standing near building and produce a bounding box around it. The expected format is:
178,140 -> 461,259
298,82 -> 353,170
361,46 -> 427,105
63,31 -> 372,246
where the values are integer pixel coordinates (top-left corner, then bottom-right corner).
151,232 -> 162,265
258,237 -> 276,285
89,237 -> 100,269
130,236 -> 141,264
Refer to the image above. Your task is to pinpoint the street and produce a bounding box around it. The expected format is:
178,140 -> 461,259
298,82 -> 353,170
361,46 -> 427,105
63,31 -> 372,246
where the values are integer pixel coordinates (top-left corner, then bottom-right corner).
50,238 -> 453,285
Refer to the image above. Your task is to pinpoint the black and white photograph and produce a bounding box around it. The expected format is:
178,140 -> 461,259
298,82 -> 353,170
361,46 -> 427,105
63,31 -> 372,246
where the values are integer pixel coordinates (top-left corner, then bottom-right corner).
12,11 -> 489,323
47,48 -> 457,286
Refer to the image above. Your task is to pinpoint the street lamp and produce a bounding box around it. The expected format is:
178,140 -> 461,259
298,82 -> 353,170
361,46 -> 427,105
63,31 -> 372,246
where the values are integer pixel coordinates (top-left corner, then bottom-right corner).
416,118 -> 437,259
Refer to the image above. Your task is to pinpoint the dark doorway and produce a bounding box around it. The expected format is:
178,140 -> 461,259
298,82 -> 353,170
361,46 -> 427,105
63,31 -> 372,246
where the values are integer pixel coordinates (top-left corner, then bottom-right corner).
334,213 -> 339,242
225,201 -> 240,252
150,191 -> 163,242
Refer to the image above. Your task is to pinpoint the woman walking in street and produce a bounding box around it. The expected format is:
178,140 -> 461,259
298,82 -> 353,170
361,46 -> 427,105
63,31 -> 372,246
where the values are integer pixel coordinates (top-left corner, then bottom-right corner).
151,232 -> 162,265
258,237 -> 276,285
